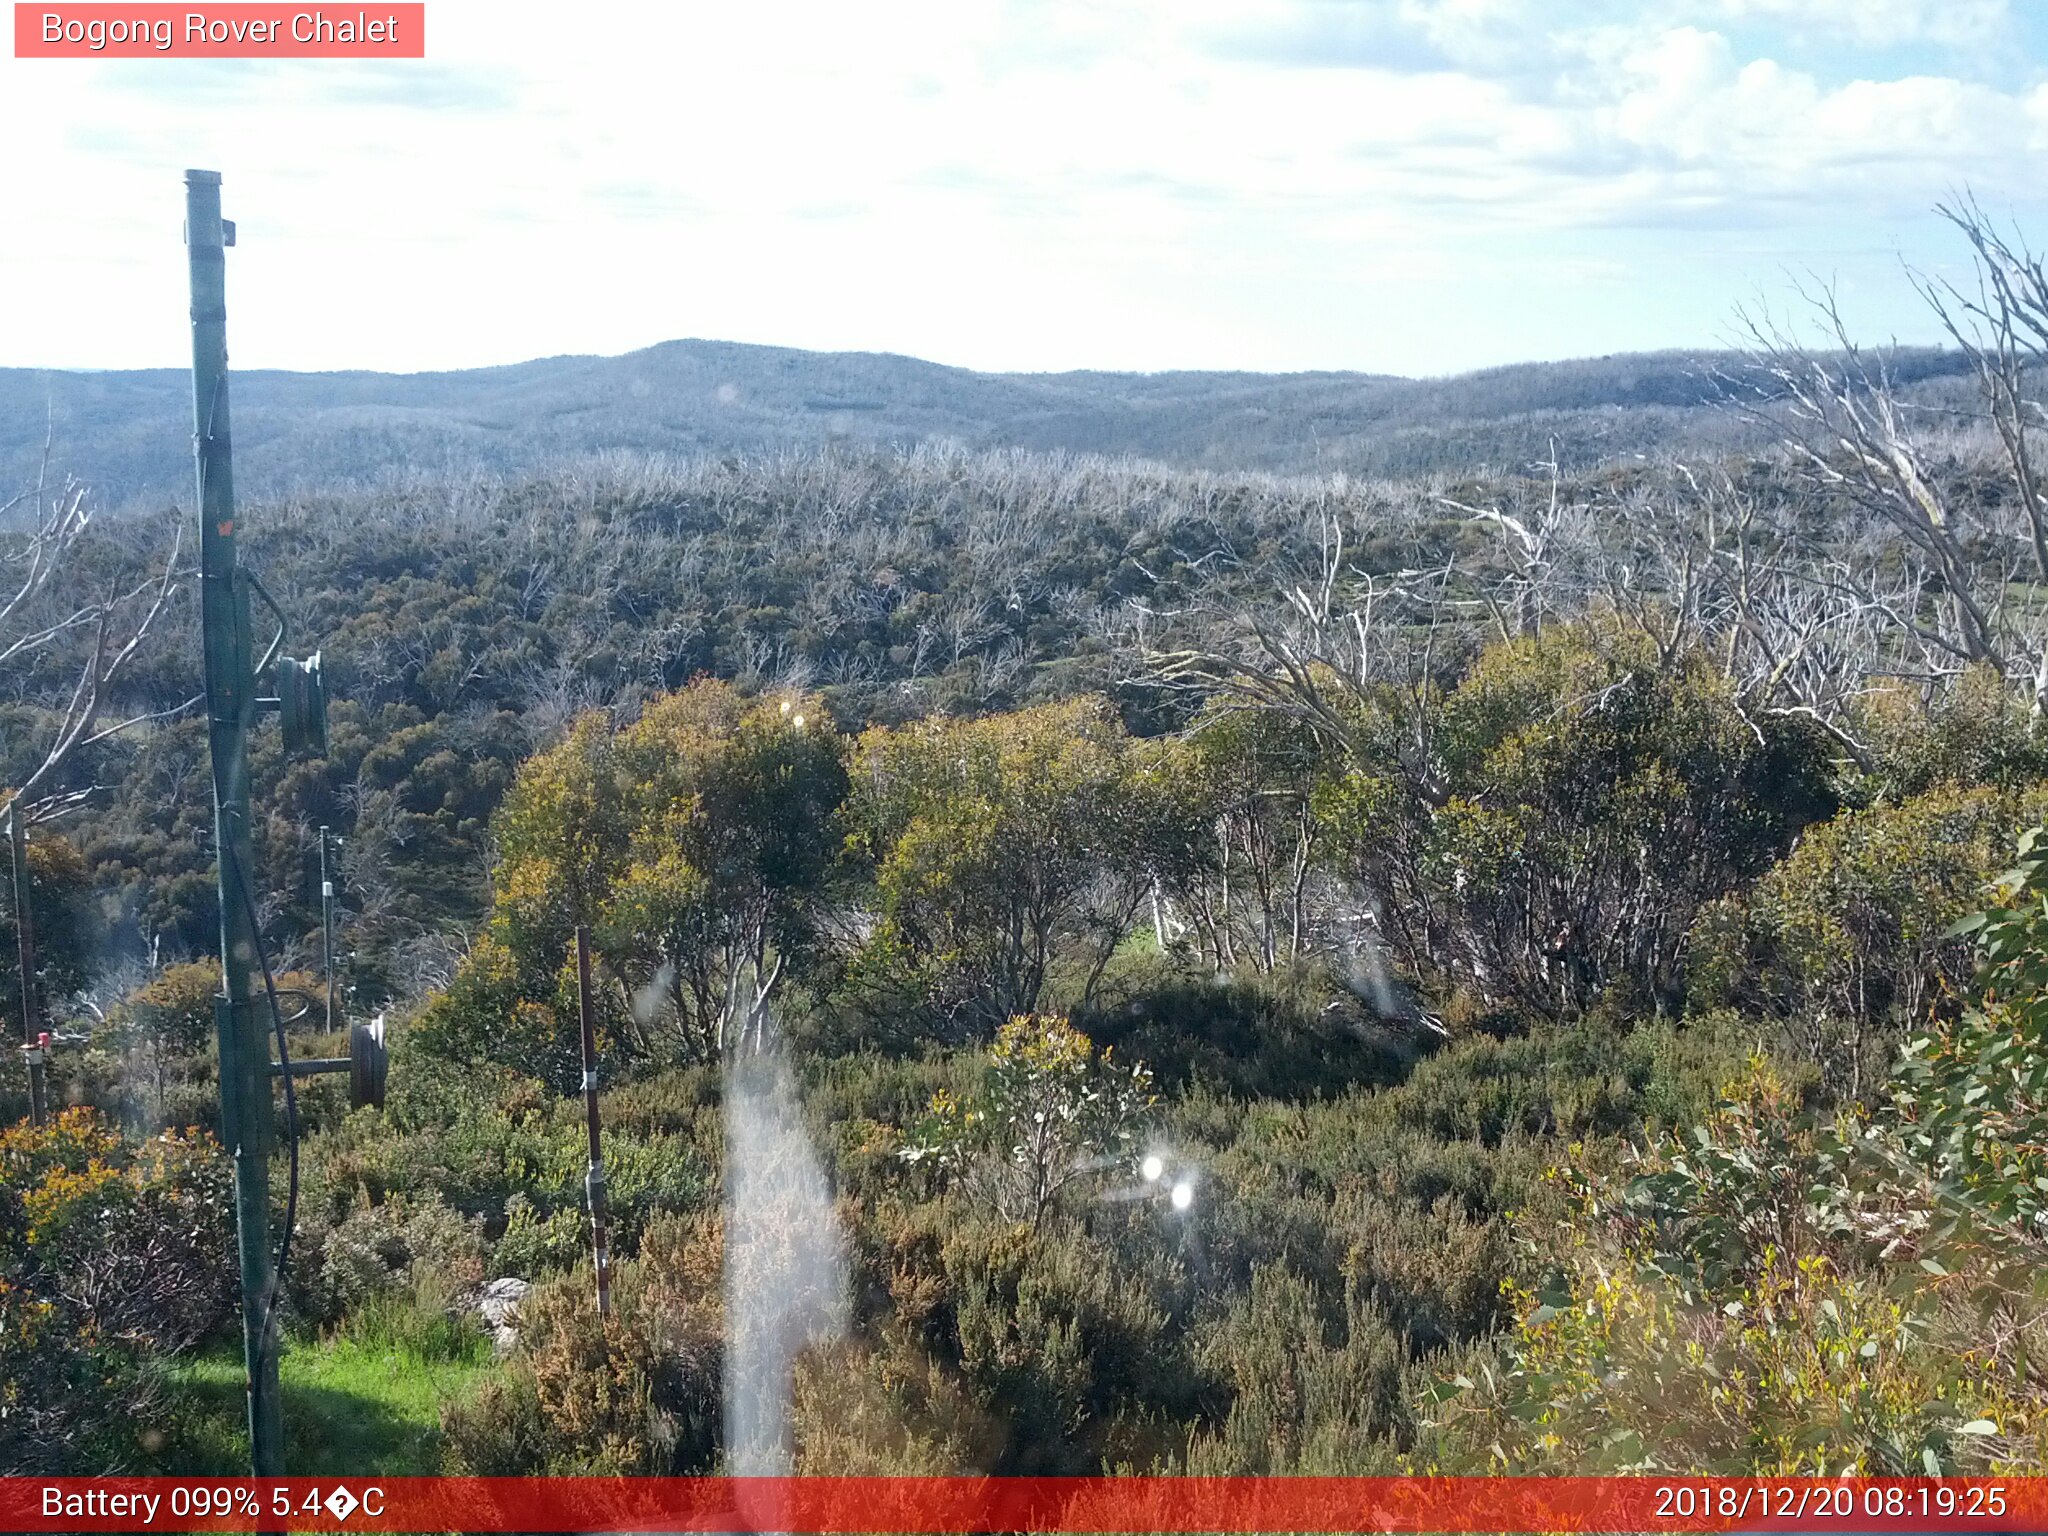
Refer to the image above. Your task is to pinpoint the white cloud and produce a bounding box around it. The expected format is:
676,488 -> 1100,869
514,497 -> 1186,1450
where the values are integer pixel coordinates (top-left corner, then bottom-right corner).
1716,0 -> 2010,49
0,0 -> 2043,374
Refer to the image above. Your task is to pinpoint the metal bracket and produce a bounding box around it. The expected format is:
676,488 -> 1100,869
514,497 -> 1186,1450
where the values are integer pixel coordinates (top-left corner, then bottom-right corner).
269,1013 -> 386,1109
243,569 -> 289,678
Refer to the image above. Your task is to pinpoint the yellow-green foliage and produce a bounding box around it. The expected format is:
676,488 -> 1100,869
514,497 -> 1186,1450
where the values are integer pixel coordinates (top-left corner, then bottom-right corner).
0,1109 -> 234,1472
87,959 -> 221,1127
1316,617 -> 1836,1019
1848,665 -> 2048,802
118,960 -> 219,1054
1899,826 -> 2048,1265
415,678 -> 848,1078
1151,702 -> 1326,972
848,696 -> 1162,1027
902,1015 -> 1155,1228
1427,1075 -> 2004,1473
1435,844 -> 2048,1475
1469,1243 -> 1956,1473
1689,782 -> 2048,1085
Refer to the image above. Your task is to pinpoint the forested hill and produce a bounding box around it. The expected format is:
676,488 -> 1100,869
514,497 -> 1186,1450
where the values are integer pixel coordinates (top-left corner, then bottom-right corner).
0,339 -> 1977,506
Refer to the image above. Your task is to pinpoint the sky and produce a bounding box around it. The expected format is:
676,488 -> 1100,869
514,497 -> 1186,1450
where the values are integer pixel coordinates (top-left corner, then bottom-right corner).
6,0 -> 2048,377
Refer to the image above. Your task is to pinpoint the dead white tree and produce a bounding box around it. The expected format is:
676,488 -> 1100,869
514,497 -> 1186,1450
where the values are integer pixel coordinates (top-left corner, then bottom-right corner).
1595,463 -> 1900,767
1,470 -> 194,821
1138,501 -> 1464,803
1438,440 -> 1605,645
1915,196 -> 2048,588
1726,285 -> 2012,682
1717,190 -> 2048,716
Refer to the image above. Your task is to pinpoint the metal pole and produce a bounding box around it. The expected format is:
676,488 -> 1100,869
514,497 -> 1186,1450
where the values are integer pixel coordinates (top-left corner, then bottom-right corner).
575,926 -> 612,1316
187,167 -> 284,1476
319,826 -> 336,1034
7,803 -> 48,1127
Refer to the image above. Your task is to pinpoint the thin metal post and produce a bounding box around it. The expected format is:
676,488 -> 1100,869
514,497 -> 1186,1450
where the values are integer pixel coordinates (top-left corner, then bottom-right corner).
187,167 -> 284,1477
7,803 -> 48,1127
575,926 -> 612,1316
319,826 -> 336,1034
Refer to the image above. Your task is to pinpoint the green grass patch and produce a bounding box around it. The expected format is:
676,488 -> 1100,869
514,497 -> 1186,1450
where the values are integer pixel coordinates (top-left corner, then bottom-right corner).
151,1303 -> 496,1476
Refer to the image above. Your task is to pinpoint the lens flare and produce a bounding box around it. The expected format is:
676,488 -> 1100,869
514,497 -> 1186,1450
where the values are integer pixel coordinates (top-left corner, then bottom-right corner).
1141,1154 -> 1164,1182
1170,1180 -> 1194,1211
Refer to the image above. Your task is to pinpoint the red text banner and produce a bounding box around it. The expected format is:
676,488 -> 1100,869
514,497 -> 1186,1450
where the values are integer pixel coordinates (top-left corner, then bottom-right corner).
1,1476 -> 2041,1533
14,4 -> 425,57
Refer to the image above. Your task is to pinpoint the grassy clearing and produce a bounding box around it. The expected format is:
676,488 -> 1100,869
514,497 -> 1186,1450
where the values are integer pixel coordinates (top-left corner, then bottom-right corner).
151,1301 -> 495,1476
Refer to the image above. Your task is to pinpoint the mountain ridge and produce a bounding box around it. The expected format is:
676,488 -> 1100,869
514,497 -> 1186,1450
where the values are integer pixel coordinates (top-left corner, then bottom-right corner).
0,336 -> 1976,506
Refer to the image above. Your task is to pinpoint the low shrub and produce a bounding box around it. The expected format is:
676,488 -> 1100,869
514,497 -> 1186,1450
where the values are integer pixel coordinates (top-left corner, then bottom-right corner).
303,1190 -> 487,1326
0,1110 -> 234,1472
1182,1263 -> 1412,1473
442,1212 -> 723,1475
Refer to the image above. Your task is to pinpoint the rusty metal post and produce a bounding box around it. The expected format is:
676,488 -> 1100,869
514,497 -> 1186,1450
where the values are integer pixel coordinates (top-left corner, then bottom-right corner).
319,825 -> 337,1034
575,926 -> 612,1316
7,802 -> 48,1126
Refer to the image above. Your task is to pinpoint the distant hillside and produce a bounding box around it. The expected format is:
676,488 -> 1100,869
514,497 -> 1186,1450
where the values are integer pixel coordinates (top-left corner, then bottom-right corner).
0,339 -> 1978,505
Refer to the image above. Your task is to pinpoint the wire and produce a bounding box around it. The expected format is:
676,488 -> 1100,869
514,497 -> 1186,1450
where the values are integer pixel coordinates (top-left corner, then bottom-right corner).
225,838 -> 299,1373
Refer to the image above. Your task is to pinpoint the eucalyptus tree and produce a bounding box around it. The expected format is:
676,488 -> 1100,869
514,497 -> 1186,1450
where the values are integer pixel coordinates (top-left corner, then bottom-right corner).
416,678 -> 849,1080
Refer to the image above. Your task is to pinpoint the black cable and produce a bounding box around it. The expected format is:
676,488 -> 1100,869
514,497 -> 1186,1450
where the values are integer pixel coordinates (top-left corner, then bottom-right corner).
225,839 -> 299,1370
